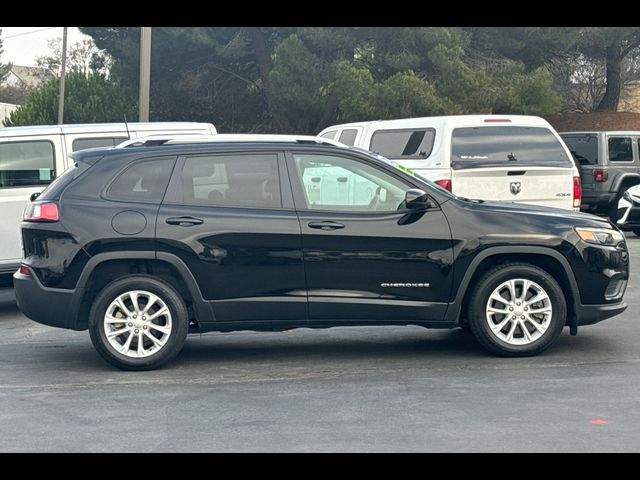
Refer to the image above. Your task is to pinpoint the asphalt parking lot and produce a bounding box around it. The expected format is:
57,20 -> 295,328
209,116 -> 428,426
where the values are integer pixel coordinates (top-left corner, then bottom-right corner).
1,238 -> 639,452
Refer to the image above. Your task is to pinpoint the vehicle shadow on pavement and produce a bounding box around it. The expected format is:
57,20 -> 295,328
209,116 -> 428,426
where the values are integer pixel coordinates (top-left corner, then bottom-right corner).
0,325 -> 624,375
169,327 -> 620,369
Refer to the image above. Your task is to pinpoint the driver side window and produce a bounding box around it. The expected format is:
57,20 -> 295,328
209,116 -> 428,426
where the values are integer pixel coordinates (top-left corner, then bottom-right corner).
292,154 -> 408,212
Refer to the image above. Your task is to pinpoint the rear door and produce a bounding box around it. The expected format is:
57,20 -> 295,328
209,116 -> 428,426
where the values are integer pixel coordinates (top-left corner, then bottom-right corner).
156,150 -> 306,324
0,135 -> 62,273
450,126 -> 575,209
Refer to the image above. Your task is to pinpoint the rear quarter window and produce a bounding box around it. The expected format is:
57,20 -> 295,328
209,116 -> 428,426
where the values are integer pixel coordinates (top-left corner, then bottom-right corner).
451,126 -> 572,168
369,129 -> 435,159
561,134 -> 599,166
105,157 -> 176,203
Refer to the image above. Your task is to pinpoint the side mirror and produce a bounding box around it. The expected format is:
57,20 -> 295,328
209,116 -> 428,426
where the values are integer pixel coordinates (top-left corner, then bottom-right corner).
30,192 -> 41,202
405,189 -> 431,209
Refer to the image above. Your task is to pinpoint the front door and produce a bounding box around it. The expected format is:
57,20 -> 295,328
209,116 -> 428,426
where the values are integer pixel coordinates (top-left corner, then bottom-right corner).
286,151 -> 454,323
157,151 -> 306,324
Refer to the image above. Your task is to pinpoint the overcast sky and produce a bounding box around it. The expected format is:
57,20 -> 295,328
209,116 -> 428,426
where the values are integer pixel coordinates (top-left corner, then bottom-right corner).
0,27 -> 91,67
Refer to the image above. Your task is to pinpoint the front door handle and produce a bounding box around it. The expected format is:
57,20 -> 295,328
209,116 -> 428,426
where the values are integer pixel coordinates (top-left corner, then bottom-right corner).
166,216 -> 204,226
308,221 -> 345,231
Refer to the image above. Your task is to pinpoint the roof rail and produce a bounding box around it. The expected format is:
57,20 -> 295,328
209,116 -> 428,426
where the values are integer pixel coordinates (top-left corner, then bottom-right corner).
116,134 -> 344,148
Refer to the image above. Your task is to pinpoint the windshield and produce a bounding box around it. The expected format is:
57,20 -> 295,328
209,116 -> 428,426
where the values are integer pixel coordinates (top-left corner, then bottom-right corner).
352,147 -> 455,198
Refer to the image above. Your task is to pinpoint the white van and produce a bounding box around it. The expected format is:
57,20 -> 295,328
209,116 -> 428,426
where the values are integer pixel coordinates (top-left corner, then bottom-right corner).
0,122 -> 216,276
318,115 -> 581,211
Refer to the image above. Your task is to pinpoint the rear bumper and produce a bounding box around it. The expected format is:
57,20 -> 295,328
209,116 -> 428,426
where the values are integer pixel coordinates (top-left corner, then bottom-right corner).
575,301 -> 627,326
582,191 -> 615,209
13,268 -> 84,330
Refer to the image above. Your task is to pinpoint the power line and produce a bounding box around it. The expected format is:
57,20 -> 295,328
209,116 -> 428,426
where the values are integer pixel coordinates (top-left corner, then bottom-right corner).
0,27 -> 58,41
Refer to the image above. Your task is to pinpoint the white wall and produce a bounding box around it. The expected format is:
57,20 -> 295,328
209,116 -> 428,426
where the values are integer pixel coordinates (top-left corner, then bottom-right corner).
0,102 -> 18,125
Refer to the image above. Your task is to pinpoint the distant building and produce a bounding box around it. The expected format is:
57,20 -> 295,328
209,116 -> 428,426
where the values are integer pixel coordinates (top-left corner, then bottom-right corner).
0,102 -> 18,125
3,65 -> 50,89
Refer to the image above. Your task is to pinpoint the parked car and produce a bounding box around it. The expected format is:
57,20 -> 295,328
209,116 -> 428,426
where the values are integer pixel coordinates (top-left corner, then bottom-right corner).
0,122 -> 216,278
615,184 -> 640,234
560,131 -> 640,224
14,135 -> 628,370
318,115 -> 581,210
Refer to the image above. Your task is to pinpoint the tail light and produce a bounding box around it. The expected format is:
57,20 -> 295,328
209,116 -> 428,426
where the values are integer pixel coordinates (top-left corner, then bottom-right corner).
594,169 -> 608,183
23,202 -> 59,222
573,176 -> 582,208
436,179 -> 452,192
19,265 -> 31,276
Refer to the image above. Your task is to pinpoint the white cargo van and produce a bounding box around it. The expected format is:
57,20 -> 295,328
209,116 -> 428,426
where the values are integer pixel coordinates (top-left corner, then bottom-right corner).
0,122 -> 216,276
318,115 -> 581,210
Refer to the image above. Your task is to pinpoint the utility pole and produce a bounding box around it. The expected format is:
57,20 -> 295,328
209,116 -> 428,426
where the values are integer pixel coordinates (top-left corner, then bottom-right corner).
57,26 -> 68,124
138,27 -> 152,122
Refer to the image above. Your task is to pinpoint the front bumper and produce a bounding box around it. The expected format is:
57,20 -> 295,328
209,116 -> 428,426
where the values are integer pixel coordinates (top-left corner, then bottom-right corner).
575,301 -> 627,326
13,268 -> 84,330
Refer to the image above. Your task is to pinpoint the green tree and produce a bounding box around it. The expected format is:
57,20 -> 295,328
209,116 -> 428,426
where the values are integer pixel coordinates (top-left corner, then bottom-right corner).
3,71 -> 136,126
465,27 -> 580,69
0,28 -> 12,83
576,28 -> 640,111
80,27 -> 564,134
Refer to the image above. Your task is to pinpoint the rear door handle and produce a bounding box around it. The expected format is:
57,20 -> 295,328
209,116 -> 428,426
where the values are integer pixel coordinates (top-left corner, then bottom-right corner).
308,221 -> 345,231
165,216 -> 204,226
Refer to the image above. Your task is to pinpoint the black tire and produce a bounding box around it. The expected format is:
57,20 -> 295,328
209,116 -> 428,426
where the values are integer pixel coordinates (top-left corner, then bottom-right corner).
633,229 -> 640,237
468,263 -> 566,357
88,275 -> 188,370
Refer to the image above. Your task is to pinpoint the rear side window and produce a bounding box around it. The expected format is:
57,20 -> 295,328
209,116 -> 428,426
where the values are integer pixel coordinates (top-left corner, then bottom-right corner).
370,129 -> 435,159
608,137 -> 634,162
0,140 -> 55,188
338,129 -> 358,146
173,153 -> 281,209
106,157 -> 175,203
72,137 -> 129,152
451,126 -> 571,168
561,134 -> 599,166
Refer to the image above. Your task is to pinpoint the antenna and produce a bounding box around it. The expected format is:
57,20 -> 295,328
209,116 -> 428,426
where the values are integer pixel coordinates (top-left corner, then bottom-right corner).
123,115 -> 131,140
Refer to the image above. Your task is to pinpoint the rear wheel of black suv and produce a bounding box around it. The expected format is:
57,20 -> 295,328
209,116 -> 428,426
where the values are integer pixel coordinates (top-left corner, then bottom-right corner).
467,263 -> 566,357
88,275 -> 188,370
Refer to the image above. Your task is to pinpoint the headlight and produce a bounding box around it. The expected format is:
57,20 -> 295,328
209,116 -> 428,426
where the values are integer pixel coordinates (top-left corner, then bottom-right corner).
575,227 -> 624,246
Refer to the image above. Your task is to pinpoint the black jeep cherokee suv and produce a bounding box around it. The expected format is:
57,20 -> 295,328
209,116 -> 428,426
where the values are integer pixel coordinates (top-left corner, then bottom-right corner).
14,136 -> 629,370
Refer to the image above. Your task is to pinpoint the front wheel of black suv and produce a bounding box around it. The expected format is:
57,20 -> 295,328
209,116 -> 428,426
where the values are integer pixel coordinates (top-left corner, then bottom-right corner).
467,263 -> 566,357
632,229 -> 640,237
88,275 -> 189,370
